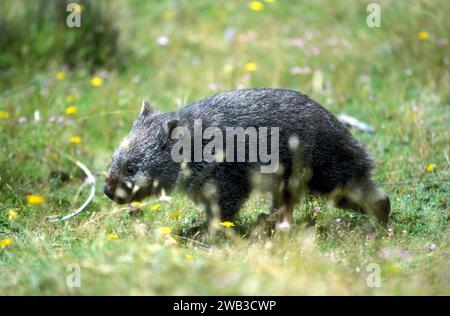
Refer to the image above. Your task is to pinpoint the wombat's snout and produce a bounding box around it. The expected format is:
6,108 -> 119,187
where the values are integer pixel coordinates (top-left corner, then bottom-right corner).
103,175 -> 117,200
103,174 -> 128,204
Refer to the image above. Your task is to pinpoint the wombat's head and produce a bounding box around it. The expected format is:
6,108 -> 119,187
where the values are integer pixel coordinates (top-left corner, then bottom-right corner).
104,100 -> 180,204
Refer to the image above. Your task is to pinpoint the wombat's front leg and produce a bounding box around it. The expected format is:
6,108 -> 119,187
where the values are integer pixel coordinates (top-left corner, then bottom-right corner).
198,166 -> 252,230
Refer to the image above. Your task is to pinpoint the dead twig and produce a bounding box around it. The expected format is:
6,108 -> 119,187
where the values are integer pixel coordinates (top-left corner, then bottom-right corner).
46,159 -> 96,223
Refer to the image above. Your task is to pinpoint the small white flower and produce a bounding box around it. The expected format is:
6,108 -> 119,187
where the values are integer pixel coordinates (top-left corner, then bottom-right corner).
18,116 -> 28,124
157,36 -> 170,46
34,110 -> 40,122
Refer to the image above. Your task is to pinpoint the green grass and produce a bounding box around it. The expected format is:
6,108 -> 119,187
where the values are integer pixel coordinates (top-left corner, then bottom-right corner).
0,0 -> 449,295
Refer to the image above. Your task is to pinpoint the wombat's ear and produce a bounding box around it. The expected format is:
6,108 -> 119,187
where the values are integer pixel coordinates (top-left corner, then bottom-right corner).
140,100 -> 153,117
163,119 -> 179,139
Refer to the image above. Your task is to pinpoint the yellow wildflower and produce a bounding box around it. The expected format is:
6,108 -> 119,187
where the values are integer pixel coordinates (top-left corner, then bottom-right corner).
0,111 -> 9,119
90,76 -> 103,87
159,226 -> 172,234
249,1 -> 264,11
245,62 -> 257,72
55,71 -> 65,80
387,263 -> 401,273
150,204 -> 161,211
185,254 -> 194,260
65,106 -> 77,115
8,210 -> 18,221
220,221 -> 236,228
0,238 -> 13,248
72,4 -> 84,13
107,233 -> 119,240
425,164 -> 435,172
417,31 -> 429,41
163,10 -> 175,20
26,194 -> 44,205
131,201 -> 142,208
216,10 -> 226,19
170,210 -> 181,219
70,136 -> 81,144
66,95 -> 76,103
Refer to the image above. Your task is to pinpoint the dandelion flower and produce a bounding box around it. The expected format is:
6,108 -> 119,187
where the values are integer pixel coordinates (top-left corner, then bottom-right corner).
220,221 -> 235,228
245,62 -> 257,72
70,136 -> 81,144
26,194 -> 44,205
66,95 -> 76,103
65,106 -> 77,115
72,4 -> 84,13
0,238 -> 13,248
55,71 -> 65,80
0,111 -> 9,119
163,10 -> 175,20
159,226 -> 172,234
90,76 -> 103,87
185,254 -> 194,260
131,201 -> 142,208
387,263 -> 401,273
107,233 -> 119,240
150,204 -> 161,211
8,210 -> 18,221
170,210 -> 181,219
425,164 -> 435,172
417,31 -> 429,41
249,1 -> 264,11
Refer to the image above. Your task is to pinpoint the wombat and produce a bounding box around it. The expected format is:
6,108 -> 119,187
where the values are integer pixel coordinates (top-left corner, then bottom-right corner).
104,88 -> 390,229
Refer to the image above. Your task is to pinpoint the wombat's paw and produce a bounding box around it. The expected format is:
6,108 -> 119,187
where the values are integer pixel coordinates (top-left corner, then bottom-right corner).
257,213 -> 276,226
276,220 -> 292,231
254,213 -> 277,237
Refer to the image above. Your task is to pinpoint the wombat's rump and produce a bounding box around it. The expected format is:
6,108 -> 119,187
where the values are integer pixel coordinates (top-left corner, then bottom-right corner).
104,88 -> 390,229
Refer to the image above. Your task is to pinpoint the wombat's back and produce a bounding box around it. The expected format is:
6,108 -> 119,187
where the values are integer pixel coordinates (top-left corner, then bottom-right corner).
176,88 -> 374,194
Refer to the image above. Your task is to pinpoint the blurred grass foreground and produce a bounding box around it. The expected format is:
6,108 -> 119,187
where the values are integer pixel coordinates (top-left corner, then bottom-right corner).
0,1 -> 449,295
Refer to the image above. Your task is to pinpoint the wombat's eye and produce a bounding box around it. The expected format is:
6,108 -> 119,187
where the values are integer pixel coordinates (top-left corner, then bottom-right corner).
125,164 -> 137,176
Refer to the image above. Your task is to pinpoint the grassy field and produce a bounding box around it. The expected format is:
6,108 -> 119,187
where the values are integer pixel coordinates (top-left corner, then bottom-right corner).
0,0 -> 449,295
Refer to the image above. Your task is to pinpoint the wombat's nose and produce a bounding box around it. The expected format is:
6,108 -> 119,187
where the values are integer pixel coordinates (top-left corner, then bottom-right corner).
103,175 -> 118,200
103,183 -> 114,200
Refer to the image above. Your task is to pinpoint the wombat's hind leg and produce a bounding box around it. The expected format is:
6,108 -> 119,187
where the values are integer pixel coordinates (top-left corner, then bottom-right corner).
332,178 -> 390,226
